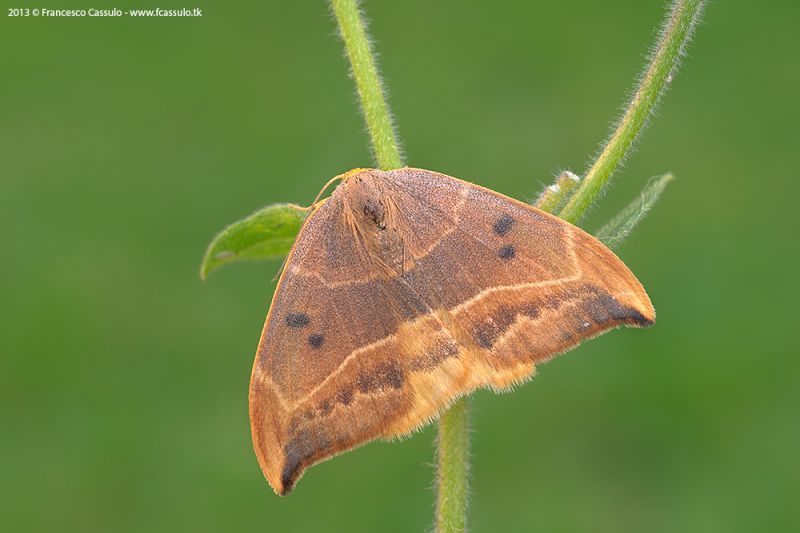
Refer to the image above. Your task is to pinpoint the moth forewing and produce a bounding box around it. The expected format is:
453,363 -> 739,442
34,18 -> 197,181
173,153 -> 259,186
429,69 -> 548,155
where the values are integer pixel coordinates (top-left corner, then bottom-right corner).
250,168 -> 654,494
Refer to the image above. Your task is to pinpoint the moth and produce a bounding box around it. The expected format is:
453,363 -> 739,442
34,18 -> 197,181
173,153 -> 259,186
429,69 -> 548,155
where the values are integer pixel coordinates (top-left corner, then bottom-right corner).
249,167 -> 654,495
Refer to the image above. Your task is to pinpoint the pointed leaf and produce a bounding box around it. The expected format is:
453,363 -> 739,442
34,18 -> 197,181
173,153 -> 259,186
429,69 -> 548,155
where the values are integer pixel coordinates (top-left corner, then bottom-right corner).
595,173 -> 673,249
200,203 -> 307,280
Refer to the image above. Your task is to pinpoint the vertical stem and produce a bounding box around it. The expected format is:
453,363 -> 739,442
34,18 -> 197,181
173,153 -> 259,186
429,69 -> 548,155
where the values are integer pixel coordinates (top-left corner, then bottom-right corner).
436,398 -> 471,533
558,0 -> 705,224
330,0 -> 403,170
330,2 -> 468,531
330,2 -> 705,532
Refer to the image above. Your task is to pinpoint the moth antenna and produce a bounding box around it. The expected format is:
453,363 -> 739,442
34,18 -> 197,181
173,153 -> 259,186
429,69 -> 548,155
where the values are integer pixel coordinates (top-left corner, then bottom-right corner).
309,168 -> 369,211
311,175 -> 344,207
286,203 -> 312,213
271,254 -> 290,283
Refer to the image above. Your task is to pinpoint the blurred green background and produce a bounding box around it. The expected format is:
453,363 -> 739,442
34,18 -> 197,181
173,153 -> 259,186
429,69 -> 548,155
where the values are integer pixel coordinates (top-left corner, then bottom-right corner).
2,1 -> 798,531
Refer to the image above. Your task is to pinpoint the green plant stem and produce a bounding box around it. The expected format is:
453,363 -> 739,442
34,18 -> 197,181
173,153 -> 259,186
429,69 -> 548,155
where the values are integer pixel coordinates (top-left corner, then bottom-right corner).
558,0 -> 705,224
331,2 -> 704,532
535,170 -> 581,212
595,173 -> 674,249
435,398 -> 471,533
330,0 -> 403,170
331,2 -> 466,531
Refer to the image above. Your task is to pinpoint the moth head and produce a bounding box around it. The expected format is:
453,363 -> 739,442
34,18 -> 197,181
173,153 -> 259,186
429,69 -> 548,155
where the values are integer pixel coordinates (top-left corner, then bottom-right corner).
341,169 -> 389,230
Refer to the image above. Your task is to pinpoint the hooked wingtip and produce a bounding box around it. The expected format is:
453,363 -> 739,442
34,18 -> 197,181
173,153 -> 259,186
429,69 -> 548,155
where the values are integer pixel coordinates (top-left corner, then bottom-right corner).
260,454 -> 302,496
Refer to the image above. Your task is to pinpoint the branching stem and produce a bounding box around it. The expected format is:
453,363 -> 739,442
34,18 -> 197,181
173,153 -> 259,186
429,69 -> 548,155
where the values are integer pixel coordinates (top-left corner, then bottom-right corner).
558,0 -> 705,224
331,2 -> 705,532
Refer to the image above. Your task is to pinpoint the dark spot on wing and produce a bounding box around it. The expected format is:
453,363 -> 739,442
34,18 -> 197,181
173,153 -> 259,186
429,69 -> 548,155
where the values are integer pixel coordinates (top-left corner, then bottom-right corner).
356,361 -> 404,393
337,387 -> 354,406
498,244 -> 516,260
493,214 -> 514,236
473,322 -> 500,349
496,305 -> 516,326
520,302 -> 541,319
583,296 -> 612,325
318,399 -> 333,416
410,338 -> 460,372
286,312 -> 310,328
280,465 -> 297,495
472,305 -> 524,350
381,361 -> 404,389
308,333 -> 325,348
544,295 -> 562,309
281,430 -> 332,495
356,372 -> 375,394
280,440 -> 303,495
583,285 -> 654,328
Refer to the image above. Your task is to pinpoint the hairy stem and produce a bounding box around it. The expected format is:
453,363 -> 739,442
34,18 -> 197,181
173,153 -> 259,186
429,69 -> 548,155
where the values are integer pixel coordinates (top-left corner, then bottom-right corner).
535,170 -> 581,212
330,0 -> 403,170
595,173 -> 674,249
558,0 -> 705,224
330,2 -> 466,530
435,398 -> 471,533
330,2 -> 705,532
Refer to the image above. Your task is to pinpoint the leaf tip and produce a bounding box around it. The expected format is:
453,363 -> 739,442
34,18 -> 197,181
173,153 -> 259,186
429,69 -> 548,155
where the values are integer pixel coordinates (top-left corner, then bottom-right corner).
198,202 -> 306,281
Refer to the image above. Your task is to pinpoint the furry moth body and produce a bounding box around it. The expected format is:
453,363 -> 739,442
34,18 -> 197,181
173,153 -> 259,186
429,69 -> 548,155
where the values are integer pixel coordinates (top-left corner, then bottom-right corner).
249,168 -> 654,494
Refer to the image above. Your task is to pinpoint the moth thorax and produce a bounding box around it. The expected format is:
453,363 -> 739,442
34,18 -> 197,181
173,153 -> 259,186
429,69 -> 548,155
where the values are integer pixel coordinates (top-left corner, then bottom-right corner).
363,198 -> 385,228
343,172 -> 389,230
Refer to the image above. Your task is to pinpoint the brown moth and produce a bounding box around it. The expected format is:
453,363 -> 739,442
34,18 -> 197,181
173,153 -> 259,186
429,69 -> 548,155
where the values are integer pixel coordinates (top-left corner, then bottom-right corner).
250,167 -> 654,495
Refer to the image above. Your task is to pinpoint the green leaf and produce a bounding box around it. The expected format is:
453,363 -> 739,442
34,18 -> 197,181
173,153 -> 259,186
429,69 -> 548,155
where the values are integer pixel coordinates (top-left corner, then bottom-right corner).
200,203 -> 307,280
595,173 -> 674,249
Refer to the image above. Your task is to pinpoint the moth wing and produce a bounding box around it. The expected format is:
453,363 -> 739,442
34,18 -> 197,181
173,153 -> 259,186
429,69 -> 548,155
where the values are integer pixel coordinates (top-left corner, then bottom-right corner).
383,167 -> 655,390
250,167 -> 656,496
249,192 -> 462,495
